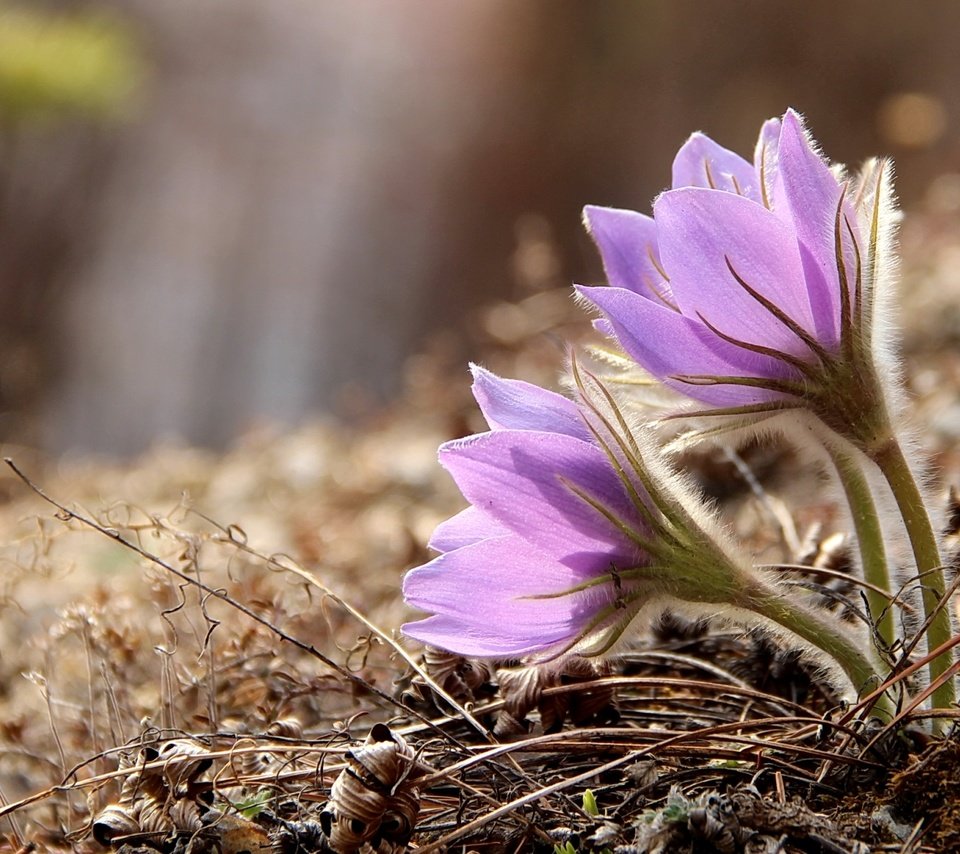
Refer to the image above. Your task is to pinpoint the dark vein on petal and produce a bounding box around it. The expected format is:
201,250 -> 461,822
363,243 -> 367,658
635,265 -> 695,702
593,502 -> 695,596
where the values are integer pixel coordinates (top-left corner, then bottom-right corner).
759,144 -> 772,210
834,183 -> 853,351
577,422 -> 662,534
661,401 -> 801,421
558,476 -> 662,557
704,158 -> 717,190
523,565 -> 665,599
647,244 -> 671,283
695,311 -> 818,379
671,372 -> 806,397
846,213 -> 863,337
560,585 -> 653,658
643,245 -> 681,311
724,256 -> 831,364
570,358 -> 680,528
643,275 -> 680,313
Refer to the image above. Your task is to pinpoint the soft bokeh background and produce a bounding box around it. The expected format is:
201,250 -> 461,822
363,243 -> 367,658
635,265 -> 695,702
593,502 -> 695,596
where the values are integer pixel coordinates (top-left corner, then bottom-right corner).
6,5 -> 960,844
3,0 -> 960,455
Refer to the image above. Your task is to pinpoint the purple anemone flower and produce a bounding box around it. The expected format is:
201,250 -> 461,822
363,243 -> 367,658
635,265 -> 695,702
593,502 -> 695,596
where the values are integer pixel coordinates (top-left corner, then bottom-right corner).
402,365 -> 657,658
401,366 -> 888,700
578,110 -> 894,453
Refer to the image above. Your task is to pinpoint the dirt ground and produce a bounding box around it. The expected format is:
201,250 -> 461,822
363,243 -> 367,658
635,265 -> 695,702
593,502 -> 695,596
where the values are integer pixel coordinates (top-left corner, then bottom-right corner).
3,194 -> 960,852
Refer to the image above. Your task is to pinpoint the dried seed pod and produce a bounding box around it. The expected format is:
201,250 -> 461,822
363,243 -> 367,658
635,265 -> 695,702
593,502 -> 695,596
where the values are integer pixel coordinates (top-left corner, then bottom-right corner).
321,724 -> 420,853
92,803 -> 141,846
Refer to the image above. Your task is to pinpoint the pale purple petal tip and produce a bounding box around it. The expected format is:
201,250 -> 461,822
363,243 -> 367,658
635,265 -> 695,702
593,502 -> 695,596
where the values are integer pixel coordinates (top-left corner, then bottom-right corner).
672,132 -> 760,201
469,364 -> 589,441
402,615 -> 561,657
583,205 -> 674,303
753,117 -> 783,211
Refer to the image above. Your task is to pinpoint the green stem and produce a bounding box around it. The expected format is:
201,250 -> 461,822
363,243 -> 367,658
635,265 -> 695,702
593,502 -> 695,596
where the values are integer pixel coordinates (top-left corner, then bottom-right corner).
871,437 -> 956,715
745,582 -> 894,720
825,442 -> 895,648
676,536 -> 892,718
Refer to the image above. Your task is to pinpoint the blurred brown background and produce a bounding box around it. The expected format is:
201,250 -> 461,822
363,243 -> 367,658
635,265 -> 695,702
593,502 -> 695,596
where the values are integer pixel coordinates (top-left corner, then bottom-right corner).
2,0 -> 959,455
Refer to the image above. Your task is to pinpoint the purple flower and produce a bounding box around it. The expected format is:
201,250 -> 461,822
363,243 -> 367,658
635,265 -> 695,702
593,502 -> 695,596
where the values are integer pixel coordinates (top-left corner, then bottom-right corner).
400,365 -> 887,702
402,365 -> 659,658
578,110 -> 894,453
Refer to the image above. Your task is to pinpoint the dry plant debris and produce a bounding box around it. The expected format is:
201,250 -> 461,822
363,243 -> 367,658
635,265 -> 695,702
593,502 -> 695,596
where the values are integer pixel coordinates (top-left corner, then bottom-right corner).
3,196 -> 960,852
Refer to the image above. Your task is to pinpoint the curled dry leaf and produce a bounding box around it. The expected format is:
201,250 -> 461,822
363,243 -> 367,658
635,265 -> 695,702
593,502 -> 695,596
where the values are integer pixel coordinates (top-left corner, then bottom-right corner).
495,657 -> 618,735
92,738 -> 213,849
91,803 -> 141,847
418,646 -> 494,703
214,812 -> 273,854
157,738 -> 213,795
234,716 -> 307,778
320,723 -> 421,854
265,717 -> 304,739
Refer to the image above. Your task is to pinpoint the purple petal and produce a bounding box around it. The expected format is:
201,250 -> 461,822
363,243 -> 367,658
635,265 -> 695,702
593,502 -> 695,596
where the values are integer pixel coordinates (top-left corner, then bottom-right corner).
654,188 -> 816,357
672,132 -> 760,201
776,110 -> 860,348
578,285 -> 791,406
428,505 -> 508,553
470,364 -> 590,441
439,430 -> 646,567
753,118 -> 782,211
583,205 -> 676,305
402,614 -> 559,657
403,535 -> 610,656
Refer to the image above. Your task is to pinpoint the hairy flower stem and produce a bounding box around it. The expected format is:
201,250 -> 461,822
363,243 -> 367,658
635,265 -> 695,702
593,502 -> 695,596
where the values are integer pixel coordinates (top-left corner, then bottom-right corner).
870,437 -> 956,716
672,531 -> 892,718
825,443 -> 895,648
742,582 -> 894,720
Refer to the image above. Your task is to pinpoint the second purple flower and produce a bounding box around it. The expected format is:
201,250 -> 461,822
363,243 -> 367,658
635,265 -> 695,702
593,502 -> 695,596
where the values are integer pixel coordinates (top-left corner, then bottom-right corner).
577,109 -> 885,441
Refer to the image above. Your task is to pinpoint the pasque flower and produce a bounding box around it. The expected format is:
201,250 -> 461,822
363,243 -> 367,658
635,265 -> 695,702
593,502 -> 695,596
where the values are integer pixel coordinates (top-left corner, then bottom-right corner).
402,364 -> 887,707
578,109 -> 889,449
402,364 -> 657,658
578,110 -> 955,714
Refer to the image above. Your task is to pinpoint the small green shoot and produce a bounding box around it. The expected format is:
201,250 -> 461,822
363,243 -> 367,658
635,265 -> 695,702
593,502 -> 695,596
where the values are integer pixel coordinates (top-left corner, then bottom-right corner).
582,788 -> 600,817
235,787 -> 272,819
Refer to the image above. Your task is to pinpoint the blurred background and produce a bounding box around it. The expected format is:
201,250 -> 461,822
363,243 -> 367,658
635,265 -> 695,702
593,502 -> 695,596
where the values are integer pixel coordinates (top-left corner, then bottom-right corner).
3,0 -> 960,456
